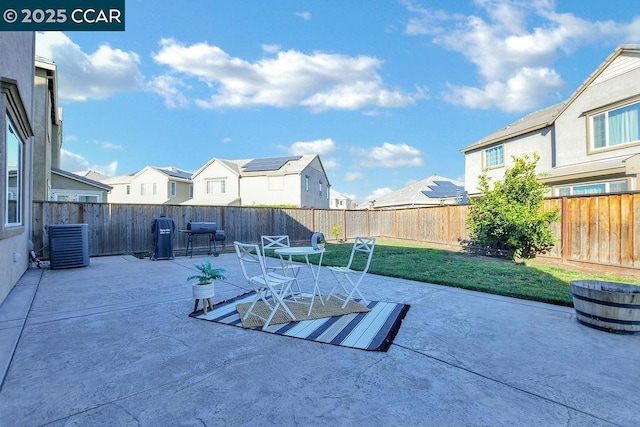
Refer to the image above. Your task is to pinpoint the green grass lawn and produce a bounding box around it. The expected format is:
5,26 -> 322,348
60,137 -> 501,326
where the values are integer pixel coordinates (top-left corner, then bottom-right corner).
283,241 -> 640,307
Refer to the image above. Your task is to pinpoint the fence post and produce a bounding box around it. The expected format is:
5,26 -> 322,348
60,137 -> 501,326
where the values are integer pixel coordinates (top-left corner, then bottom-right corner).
561,196 -> 569,263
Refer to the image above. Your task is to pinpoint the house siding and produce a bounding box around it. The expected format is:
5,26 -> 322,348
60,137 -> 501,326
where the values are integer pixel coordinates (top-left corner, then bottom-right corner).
0,32 -> 35,306
464,46 -> 640,196
301,164 -> 329,208
464,128 -> 553,194
554,62 -> 640,169
192,161 -> 240,205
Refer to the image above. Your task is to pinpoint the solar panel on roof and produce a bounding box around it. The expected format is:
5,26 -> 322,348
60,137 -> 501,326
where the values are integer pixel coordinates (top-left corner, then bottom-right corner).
243,156 -> 302,172
423,181 -> 465,198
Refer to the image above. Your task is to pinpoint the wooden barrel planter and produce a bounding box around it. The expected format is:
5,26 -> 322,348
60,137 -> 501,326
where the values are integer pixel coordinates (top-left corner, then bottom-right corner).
570,280 -> 640,334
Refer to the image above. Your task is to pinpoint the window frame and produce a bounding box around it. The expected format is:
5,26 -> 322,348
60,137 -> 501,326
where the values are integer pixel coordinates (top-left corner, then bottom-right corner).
483,144 -> 504,169
1,78 -> 33,240
51,190 -> 102,203
587,98 -> 640,154
555,179 -> 629,196
5,116 -> 22,226
205,178 -> 226,195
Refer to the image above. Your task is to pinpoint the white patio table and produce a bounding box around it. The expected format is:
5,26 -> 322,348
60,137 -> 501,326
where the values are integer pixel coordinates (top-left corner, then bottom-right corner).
274,246 -> 325,316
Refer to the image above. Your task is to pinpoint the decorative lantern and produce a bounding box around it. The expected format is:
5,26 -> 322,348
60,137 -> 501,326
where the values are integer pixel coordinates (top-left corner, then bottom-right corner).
311,232 -> 325,250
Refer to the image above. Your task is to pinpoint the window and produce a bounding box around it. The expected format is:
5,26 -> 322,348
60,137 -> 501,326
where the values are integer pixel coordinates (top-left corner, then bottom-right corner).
170,181 -> 177,197
484,145 -> 503,168
152,182 -> 157,195
54,193 -> 101,203
206,179 -> 226,195
556,180 -> 628,196
591,101 -> 640,150
6,117 -> 22,225
189,184 -> 193,198
319,181 -> 323,197
126,185 -> 130,195
305,176 -> 309,191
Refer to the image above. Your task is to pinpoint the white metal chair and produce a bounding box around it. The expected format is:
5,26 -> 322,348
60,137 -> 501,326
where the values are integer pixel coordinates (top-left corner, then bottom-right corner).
326,237 -> 377,308
234,241 -> 298,327
261,235 -> 302,295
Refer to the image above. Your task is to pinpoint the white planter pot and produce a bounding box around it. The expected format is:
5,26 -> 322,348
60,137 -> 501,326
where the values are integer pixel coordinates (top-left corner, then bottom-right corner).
192,282 -> 215,300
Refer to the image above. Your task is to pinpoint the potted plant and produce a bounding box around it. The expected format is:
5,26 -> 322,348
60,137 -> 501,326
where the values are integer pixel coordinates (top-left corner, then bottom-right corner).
188,261 -> 226,314
330,224 -> 342,242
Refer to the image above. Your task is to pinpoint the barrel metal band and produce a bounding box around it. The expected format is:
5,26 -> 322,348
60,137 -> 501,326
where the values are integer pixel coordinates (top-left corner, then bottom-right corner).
571,292 -> 640,310
574,308 -> 640,325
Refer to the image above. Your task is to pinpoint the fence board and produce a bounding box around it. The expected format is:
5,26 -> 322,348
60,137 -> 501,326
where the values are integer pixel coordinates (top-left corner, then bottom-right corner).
620,194 -> 633,266
609,195 -> 621,265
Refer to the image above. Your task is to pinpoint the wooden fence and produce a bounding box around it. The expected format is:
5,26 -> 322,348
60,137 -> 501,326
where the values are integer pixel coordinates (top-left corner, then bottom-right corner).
32,193 -> 640,270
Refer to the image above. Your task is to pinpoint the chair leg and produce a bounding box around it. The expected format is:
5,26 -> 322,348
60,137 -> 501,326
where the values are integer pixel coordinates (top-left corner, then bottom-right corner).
341,278 -> 369,308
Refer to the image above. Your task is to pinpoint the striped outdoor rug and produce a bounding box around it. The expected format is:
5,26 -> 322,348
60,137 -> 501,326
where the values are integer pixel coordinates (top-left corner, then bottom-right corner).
189,292 -> 410,352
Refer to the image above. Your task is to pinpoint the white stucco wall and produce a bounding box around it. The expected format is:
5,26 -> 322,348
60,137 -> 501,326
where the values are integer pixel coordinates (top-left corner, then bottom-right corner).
554,62 -> 640,167
240,173 -> 302,206
192,161 -> 240,205
0,32 -> 35,305
464,128 -> 553,195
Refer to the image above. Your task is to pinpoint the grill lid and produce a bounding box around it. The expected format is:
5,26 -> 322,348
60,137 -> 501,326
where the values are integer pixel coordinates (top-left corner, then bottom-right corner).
186,222 -> 217,234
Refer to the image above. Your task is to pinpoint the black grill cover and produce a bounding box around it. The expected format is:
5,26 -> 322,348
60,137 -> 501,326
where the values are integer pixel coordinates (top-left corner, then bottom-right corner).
151,216 -> 175,260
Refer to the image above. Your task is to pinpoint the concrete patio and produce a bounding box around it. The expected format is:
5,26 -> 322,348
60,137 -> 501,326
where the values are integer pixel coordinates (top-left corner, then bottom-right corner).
0,253 -> 639,426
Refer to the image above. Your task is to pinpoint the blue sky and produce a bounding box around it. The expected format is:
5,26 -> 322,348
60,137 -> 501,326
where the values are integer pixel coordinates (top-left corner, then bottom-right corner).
34,0 -> 640,204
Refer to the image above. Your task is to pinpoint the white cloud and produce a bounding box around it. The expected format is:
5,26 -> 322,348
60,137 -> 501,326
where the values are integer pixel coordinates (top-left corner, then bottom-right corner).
345,171 -> 366,182
288,138 -> 339,169
60,149 -> 118,176
443,66 -> 563,112
352,142 -> 425,168
322,159 -> 340,169
289,138 -> 336,156
295,11 -> 312,21
36,32 -> 143,102
101,142 -> 124,151
404,0 -> 640,112
262,44 -> 281,54
365,187 -> 394,203
148,75 -> 190,108
152,39 -> 421,111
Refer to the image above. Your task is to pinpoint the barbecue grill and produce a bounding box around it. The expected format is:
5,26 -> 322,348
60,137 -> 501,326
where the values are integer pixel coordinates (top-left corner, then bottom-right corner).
181,221 -> 226,257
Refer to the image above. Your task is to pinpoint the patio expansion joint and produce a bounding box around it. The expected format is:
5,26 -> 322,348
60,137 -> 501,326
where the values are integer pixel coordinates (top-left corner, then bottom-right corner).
393,343 -> 622,427
25,293 -> 192,326
0,268 -> 45,394
37,358 -> 228,426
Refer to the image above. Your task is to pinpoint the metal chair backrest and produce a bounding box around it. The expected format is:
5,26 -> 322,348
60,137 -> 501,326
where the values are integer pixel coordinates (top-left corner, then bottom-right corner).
346,237 -> 376,273
234,241 -> 269,281
261,235 -> 292,257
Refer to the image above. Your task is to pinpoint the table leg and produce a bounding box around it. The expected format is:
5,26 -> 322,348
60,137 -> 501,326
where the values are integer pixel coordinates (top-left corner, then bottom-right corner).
305,252 -> 325,316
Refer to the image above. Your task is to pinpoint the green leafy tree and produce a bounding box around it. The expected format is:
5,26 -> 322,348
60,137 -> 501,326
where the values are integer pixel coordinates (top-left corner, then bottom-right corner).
468,153 -> 559,259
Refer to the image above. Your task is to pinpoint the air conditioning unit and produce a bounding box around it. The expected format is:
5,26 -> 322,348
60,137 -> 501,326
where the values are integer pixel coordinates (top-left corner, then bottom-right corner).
48,224 -> 90,270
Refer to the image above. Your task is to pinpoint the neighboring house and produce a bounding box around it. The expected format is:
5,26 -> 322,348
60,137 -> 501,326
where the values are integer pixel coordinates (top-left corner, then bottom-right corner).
188,154 -> 330,208
462,44 -> 640,197
1,32 -> 36,305
32,58 -> 110,202
329,188 -> 356,210
32,57 -> 62,202
50,167 -> 112,202
365,174 -> 466,210
103,166 -> 192,204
